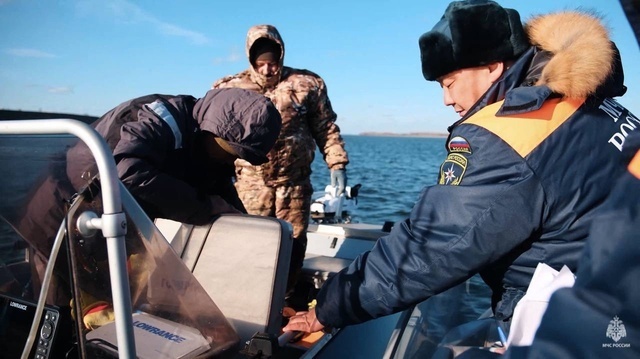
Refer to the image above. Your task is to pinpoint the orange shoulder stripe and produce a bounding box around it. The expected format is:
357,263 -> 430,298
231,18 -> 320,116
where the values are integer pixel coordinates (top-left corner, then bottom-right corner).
463,98 -> 585,157
629,150 -> 640,179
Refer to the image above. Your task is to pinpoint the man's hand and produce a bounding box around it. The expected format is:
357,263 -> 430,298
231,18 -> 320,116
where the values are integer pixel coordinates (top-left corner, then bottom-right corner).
282,308 -> 325,333
330,169 -> 347,196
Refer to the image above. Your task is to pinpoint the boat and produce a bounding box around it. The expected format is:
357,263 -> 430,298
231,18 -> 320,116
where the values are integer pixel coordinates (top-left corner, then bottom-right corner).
0,118 -> 493,359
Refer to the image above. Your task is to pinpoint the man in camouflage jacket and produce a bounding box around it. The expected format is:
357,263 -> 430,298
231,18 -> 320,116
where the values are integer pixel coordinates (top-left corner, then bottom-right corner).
212,25 -> 349,302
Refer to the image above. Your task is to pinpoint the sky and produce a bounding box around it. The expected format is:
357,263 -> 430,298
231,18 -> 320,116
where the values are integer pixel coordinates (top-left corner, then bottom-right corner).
0,0 -> 638,135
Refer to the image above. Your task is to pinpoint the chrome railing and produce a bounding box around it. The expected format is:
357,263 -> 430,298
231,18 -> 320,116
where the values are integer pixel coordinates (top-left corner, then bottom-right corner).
0,119 -> 136,358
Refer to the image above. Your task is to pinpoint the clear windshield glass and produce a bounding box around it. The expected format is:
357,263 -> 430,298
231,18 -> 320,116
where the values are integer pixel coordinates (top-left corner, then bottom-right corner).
0,133 -> 239,358
69,183 -> 239,358
0,134 -> 76,301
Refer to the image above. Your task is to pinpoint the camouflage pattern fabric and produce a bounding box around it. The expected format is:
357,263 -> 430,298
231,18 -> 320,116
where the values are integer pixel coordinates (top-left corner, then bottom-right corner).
212,24 -> 349,293
213,25 -> 349,187
234,174 -> 312,291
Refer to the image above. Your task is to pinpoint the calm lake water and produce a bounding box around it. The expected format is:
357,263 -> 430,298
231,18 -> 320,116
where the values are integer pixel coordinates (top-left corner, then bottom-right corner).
310,134 -> 448,225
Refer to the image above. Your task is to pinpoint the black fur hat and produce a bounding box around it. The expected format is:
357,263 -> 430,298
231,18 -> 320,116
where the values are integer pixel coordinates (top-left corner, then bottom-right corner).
419,0 -> 530,81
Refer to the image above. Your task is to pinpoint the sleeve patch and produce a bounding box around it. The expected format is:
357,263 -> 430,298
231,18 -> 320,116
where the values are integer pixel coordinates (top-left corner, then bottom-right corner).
448,136 -> 472,154
439,153 -> 468,186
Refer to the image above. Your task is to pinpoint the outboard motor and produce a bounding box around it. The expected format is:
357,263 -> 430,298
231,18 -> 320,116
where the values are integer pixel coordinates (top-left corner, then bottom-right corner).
310,184 -> 361,224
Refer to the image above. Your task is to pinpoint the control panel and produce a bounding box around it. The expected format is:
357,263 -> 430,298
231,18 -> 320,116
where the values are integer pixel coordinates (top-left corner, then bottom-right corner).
33,309 -> 59,359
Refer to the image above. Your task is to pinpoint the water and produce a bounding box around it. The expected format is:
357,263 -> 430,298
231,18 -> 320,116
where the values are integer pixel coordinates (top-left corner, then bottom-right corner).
310,135 -> 448,225
0,134 -> 448,262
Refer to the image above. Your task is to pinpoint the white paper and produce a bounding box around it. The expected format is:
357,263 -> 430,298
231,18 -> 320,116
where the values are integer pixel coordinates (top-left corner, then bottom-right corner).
506,262 -> 575,347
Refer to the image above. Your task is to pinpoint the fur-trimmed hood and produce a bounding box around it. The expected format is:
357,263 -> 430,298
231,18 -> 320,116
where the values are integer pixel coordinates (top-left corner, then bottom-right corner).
525,11 -> 620,99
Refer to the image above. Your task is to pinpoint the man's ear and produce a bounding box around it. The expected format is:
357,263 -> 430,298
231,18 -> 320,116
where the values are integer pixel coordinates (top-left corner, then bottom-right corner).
487,62 -> 505,83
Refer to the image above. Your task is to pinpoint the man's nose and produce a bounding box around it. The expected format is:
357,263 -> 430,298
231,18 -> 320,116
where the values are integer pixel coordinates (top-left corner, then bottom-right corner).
443,88 -> 454,106
258,65 -> 268,75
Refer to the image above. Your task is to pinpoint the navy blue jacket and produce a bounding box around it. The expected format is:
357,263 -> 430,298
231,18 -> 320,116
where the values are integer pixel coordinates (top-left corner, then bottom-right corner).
65,88 -> 280,224
503,133 -> 640,358
315,12 -> 638,328
19,88 -> 279,260
65,92 -> 244,224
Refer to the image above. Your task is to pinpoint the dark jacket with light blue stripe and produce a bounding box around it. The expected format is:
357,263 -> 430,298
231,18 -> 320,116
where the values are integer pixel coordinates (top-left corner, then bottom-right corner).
67,93 -> 245,224
315,35 -> 638,327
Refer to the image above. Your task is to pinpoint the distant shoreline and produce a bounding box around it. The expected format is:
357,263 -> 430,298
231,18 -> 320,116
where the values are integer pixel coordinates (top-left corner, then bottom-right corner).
0,109 -> 98,124
358,131 -> 448,138
1,110 -> 449,138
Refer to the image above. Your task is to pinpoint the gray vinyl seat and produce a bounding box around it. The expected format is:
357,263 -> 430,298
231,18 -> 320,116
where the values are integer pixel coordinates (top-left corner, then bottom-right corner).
155,214 -> 293,345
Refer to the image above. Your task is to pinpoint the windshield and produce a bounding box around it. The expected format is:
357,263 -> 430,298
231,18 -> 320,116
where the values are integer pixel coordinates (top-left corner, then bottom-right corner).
0,133 -> 239,358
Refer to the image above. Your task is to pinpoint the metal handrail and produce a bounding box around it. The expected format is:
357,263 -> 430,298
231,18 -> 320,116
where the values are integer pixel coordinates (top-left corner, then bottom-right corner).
0,119 -> 136,358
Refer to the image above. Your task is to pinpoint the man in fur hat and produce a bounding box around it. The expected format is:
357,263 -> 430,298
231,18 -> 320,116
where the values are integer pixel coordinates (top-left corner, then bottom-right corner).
212,25 -> 350,310
284,0 -> 639,335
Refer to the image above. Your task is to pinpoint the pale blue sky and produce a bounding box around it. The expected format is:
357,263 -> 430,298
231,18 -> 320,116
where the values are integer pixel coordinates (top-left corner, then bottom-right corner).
1,0 -> 638,134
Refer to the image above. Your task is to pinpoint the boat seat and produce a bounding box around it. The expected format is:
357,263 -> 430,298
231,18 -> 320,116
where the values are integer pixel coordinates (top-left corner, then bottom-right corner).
155,215 -> 293,345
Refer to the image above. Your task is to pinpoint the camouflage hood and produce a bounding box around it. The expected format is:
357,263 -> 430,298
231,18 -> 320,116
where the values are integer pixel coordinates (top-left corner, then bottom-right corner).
246,25 -> 285,89
193,88 -> 282,165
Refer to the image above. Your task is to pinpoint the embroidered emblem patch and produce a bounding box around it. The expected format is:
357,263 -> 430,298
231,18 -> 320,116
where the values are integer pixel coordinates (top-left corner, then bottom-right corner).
448,136 -> 472,154
439,153 -> 467,185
